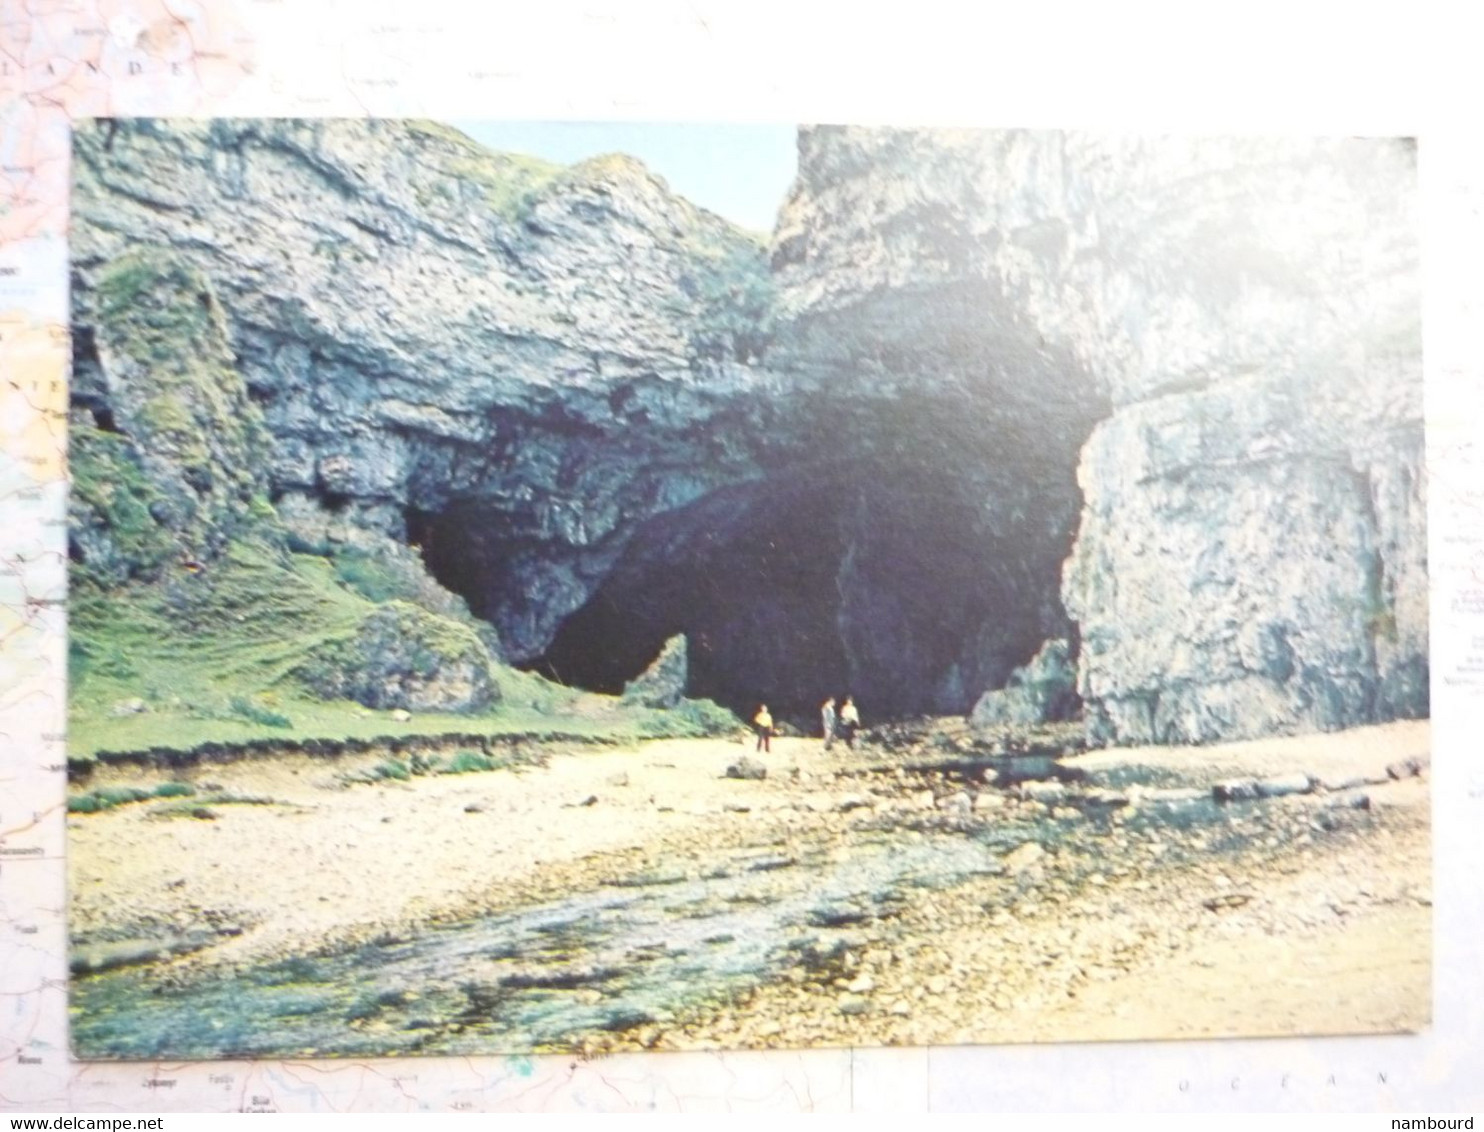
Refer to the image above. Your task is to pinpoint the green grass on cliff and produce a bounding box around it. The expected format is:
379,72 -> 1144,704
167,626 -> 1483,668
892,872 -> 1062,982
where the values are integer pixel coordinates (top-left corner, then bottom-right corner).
405,120 -> 564,222
69,538 -> 739,761
446,151 -> 564,221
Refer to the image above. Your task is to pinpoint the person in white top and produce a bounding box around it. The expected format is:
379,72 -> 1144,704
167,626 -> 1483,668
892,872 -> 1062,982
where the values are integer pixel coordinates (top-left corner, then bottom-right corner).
838,696 -> 860,749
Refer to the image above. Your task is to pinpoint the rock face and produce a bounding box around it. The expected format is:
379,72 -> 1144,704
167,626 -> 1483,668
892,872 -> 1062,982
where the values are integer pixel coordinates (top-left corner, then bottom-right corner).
1053,138 -> 1425,744
71,118 -> 775,660
621,634 -> 689,709
67,229 -> 503,717
969,638 -> 1078,728
768,129 -> 1110,714
297,601 -> 498,712
773,127 -> 1424,743
70,120 -> 1425,742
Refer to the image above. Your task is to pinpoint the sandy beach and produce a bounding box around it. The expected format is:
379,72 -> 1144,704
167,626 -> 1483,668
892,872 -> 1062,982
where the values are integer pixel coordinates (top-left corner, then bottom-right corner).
68,719 -> 1431,1054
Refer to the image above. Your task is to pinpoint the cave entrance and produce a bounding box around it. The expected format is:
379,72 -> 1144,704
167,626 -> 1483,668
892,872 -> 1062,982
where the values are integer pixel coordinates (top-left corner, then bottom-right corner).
530,457 -> 1076,723
405,379 -> 1099,726
534,473 -> 854,717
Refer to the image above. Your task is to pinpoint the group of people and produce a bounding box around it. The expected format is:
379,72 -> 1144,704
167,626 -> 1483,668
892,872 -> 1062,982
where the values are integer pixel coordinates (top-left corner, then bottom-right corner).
750,696 -> 861,753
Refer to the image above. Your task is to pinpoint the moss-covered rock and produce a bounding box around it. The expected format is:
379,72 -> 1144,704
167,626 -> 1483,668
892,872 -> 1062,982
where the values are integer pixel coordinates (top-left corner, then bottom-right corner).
328,543 -> 502,657
297,600 -> 499,713
637,696 -> 740,738
68,423 -> 177,587
84,248 -> 272,564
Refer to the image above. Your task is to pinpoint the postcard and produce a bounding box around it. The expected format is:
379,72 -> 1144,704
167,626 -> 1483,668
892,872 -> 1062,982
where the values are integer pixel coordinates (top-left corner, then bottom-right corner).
64,118 -> 1428,1059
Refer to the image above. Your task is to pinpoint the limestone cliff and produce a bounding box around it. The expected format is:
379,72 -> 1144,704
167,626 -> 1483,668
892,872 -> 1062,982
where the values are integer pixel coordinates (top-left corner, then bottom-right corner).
72,119 -> 1074,718
72,118 -> 774,663
70,120 -> 1426,740
772,127 -> 1424,742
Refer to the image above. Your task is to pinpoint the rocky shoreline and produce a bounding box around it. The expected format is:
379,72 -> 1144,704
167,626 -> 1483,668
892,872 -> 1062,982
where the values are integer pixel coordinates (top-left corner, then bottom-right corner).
68,719 -> 1430,1057
660,740 -> 1430,1050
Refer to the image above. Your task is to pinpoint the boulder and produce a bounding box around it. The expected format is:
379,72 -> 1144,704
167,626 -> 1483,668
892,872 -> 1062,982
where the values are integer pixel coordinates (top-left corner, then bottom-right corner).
1386,756 -> 1429,779
970,639 -> 1079,728
297,601 -> 498,713
1214,776 -> 1314,802
1213,779 -> 1262,803
725,756 -> 767,781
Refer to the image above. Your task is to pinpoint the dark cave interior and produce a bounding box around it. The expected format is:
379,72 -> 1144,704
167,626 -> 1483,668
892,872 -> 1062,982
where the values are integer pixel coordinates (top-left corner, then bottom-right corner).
412,454 -> 1083,723
402,332 -> 1109,723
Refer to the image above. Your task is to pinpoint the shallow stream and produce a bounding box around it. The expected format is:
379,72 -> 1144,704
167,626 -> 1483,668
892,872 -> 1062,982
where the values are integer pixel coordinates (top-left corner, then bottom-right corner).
71,829 -> 1005,1058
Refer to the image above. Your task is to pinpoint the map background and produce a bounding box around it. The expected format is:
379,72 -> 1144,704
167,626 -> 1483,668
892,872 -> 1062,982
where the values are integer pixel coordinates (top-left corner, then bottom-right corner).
2,1 -> 1481,1112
